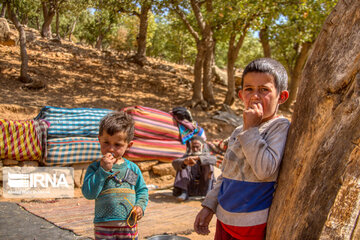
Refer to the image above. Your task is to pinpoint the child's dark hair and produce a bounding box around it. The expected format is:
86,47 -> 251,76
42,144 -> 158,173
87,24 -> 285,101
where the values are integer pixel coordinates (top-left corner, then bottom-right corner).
99,111 -> 134,143
241,58 -> 288,94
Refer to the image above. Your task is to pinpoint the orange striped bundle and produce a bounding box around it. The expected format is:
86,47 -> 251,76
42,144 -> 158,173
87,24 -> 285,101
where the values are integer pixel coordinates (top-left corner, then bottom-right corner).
124,106 -> 180,141
0,119 -> 49,161
124,138 -> 186,162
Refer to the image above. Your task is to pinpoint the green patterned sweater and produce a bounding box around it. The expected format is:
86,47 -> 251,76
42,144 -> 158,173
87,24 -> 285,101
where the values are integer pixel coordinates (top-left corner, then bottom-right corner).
82,159 -> 148,223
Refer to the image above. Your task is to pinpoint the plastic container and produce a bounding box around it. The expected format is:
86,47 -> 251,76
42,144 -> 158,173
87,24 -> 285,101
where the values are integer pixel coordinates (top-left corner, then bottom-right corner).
147,235 -> 191,240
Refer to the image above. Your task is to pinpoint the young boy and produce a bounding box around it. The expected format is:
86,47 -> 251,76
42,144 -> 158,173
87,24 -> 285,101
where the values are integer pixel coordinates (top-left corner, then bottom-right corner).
194,58 -> 290,240
82,111 -> 148,240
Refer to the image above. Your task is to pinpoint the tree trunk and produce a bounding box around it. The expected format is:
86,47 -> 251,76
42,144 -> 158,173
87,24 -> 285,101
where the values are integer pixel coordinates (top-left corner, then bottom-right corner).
41,2 -> 55,38
224,27 -> 248,106
6,2 -> 31,83
281,41 -> 312,110
267,1 -> 360,239
134,2 -> 151,64
68,18 -> 77,42
55,9 -> 60,38
191,40 -> 205,105
202,37 -> 216,106
0,3 -> 5,18
259,27 -> 271,58
95,34 -> 103,49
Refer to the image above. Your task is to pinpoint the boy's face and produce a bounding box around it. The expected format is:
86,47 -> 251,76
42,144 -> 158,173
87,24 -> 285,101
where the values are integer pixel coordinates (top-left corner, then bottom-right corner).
98,131 -> 133,159
239,72 -> 288,123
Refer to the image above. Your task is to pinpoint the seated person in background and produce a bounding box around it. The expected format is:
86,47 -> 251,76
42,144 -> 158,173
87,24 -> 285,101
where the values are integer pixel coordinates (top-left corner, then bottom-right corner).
172,135 -> 217,201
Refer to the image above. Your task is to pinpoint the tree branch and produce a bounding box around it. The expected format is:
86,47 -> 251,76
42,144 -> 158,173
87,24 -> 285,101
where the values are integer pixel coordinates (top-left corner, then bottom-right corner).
173,5 -> 200,42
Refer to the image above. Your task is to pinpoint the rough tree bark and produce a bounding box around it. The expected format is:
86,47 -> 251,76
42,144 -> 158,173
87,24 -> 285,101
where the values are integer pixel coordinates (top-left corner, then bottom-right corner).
55,8 -> 60,38
67,17 -> 77,42
267,1 -> 360,240
224,25 -> 249,106
41,1 -> 56,38
259,27 -> 271,58
133,1 -> 151,65
281,41 -> 313,110
6,1 -> 31,83
193,40 -> 205,103
95,34 -> 103,49
0,2 -> 5,18
173,0 -> 215,108
202,32 -> 215,105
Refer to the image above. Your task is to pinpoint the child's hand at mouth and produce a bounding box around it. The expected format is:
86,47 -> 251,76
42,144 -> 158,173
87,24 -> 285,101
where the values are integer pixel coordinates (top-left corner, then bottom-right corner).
243,102 -> 263,130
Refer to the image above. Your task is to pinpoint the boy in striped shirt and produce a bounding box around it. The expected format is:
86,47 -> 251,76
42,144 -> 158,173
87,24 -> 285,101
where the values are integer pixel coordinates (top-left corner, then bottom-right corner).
194,58 -> 290,240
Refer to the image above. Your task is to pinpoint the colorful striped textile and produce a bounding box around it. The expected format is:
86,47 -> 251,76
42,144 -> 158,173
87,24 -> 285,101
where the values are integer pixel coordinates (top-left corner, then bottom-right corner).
124,137 -> 187,163
94,223 -> 138,240
46,137 -> 102,165
35,106 -> 113,138
0,119 -> 49,161
124,106 -> 180,141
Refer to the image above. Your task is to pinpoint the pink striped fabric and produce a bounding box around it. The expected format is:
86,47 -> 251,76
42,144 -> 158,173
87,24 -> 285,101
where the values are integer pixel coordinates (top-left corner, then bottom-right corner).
124,138 -> 186,163
123,106 -> 180,141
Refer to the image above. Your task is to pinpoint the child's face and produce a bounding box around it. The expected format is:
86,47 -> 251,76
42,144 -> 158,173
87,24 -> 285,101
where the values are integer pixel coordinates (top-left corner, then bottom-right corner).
239,72 -> 288,123
98,131 -> 133,159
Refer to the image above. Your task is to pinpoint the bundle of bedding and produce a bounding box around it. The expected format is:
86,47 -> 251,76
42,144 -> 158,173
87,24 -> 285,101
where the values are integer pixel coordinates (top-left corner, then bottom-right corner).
0,119 -> 49,162
45,137 -> 102,165
35,106 -> 113,138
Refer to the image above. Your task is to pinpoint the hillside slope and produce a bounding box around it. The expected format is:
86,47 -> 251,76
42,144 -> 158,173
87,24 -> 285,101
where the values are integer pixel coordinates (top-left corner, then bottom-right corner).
0,29 -> 248,140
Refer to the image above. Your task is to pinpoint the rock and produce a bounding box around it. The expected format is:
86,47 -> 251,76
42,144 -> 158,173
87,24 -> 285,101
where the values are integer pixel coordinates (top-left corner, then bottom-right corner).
142,170 -> 150,183
19,161 -> 39,167
0,17 -> 18,46
136,160 -> 159,172
152,163 -> 176,177
212,65 -> 228,86
2,159 -> 19,166
0,17 -> 11,41
25,30 -> 38,43
22,79 -> 46,90
72,163 -> 90,188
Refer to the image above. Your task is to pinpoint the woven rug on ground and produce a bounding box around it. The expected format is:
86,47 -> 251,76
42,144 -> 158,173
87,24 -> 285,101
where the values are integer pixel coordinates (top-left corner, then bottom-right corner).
18,193 -> 213,239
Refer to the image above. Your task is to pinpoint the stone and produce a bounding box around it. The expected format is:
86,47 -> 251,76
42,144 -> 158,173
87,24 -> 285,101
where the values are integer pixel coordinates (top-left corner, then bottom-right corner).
212,65 -> 228,86
0,17 -> 10,41
2,159 -> 19,166
19,161 -> 39,167
0,18 -> 18,46
72,163 -> 91,188
152,163 -> 176,177
141,170 -> 150,183
136,160 -> 159,172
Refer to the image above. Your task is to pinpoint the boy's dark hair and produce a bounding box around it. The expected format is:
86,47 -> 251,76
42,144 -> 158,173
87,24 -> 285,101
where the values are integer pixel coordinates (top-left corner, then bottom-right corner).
241,58 -> 288,94
99,111 -> 134,143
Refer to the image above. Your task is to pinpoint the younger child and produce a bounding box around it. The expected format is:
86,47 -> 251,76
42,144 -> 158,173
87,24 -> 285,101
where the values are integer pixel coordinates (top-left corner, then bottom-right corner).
194,58 -> 290,239
82,111 -> 148,240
